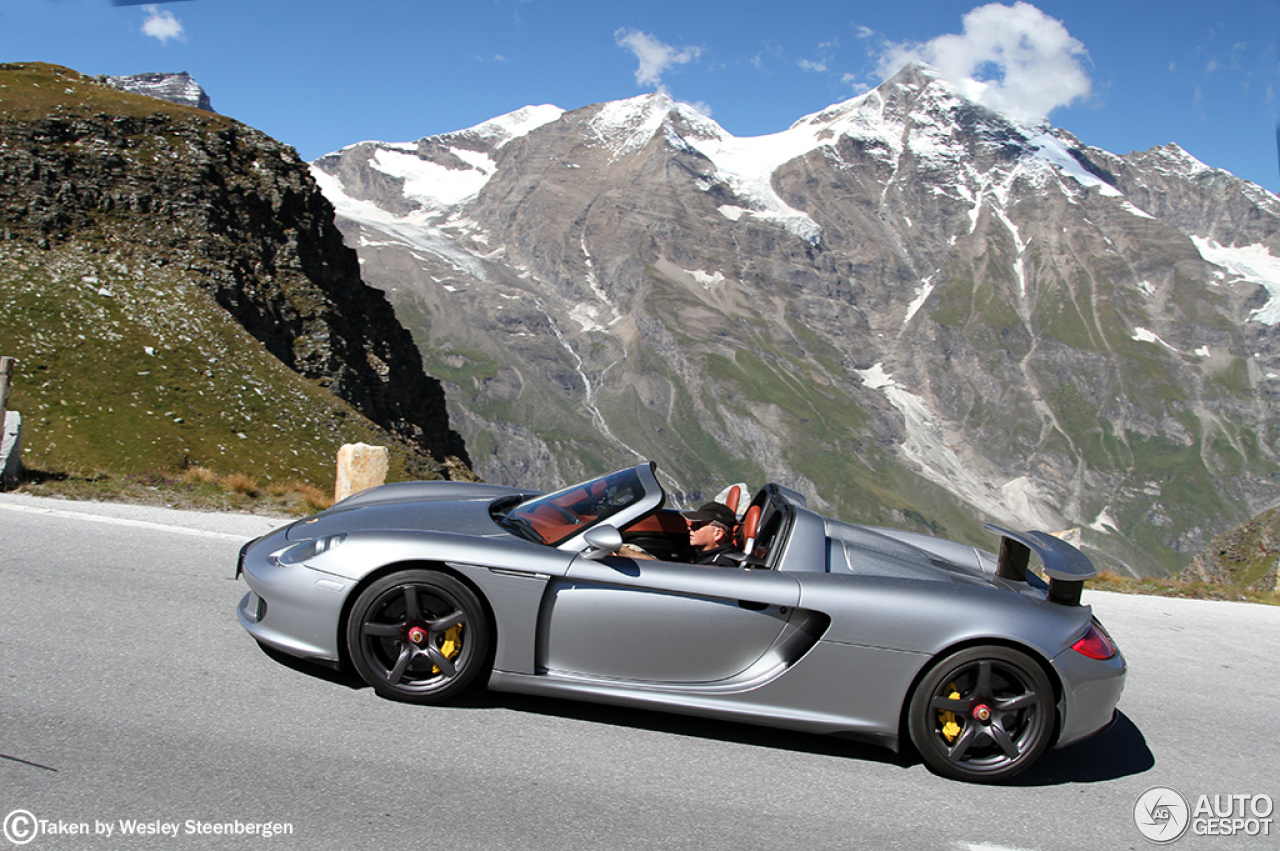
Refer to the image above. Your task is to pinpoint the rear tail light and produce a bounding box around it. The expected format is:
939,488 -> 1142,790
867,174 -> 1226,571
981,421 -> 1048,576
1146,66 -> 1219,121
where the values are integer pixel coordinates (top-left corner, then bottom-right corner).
1071,620 -> 1116,660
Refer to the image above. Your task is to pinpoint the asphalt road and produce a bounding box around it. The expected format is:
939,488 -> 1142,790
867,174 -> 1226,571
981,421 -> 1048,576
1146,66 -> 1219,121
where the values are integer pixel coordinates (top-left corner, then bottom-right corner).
1,492 -> 1276,851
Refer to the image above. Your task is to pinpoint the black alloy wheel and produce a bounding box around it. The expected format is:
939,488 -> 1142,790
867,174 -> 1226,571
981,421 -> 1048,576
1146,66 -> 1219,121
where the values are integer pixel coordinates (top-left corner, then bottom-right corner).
346,570 -> 490,703
908,645 -> 1055,782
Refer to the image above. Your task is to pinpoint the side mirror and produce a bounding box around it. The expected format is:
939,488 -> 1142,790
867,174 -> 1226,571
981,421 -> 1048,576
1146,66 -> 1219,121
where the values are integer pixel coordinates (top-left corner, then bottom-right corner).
581,525 -> 623,560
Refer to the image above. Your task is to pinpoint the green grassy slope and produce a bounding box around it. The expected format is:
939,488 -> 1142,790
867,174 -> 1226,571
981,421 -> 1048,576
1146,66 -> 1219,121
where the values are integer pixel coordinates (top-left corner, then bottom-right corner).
0,238 -> 439,487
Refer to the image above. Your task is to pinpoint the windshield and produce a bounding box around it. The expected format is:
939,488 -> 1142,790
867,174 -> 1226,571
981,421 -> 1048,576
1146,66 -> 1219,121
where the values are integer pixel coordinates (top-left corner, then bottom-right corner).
495,466 -> 652,546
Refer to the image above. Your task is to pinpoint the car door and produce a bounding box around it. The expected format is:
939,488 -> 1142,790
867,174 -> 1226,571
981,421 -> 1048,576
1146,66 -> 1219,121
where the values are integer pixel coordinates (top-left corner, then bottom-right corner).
538,555 -> 802,684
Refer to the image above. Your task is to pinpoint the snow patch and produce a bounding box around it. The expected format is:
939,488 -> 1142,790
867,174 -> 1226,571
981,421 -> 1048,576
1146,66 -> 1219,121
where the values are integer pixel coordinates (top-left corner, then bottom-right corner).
1131,327 -> 1180,353
370,148 -> 494,208
855,363 -> 1062,529
1121,201 -> 1156,220
904,277 -> 935,326
580,237 -> 621,325
681,119 -> 825,243
855,362 -> 894,390
686,269 -> 726,289
990,205 -> 1028,297
570,303 -> 607,333
1024,132 -> 1121,197
1089,508 -> 1119,534
466,104 -> 563,147
1191,237 -> 1280,324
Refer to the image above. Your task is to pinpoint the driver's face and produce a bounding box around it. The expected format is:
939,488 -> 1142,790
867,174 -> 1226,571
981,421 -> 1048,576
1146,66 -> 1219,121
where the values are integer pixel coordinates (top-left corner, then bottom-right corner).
688,520 -> 723,551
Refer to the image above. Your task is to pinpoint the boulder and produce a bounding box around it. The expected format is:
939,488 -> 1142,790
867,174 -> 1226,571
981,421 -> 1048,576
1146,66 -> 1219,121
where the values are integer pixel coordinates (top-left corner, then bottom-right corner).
334,442 -> 388,502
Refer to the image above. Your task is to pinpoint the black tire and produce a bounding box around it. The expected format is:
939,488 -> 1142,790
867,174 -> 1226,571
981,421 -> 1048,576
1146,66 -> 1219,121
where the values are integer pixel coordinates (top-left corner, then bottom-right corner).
908,646 -> 1054,782
346,570 -> 490,704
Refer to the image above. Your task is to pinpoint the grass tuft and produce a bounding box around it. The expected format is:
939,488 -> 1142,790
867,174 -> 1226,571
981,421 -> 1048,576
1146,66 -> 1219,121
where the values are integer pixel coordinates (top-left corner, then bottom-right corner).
221,473 -> 259,498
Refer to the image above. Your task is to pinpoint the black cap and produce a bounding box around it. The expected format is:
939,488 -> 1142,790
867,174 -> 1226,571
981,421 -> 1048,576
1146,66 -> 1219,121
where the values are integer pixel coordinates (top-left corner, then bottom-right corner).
682,502 -> 737,529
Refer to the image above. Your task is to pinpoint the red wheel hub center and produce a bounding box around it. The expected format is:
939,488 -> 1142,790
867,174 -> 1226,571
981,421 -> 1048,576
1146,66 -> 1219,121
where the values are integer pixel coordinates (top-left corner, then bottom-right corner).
972,703 -> 993,723
407,626 -> 427,645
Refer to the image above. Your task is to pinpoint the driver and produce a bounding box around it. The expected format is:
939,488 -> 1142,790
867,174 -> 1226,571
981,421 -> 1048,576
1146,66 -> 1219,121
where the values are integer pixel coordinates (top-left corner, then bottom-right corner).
683,502 -> 739,567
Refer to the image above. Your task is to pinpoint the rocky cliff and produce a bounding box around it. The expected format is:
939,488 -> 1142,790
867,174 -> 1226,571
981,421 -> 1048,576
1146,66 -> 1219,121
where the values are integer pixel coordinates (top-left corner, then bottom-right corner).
314,64 -> 1280,575
105,71 -> 214,112
0,62 -> 469,481
1181,506 -> 1280,592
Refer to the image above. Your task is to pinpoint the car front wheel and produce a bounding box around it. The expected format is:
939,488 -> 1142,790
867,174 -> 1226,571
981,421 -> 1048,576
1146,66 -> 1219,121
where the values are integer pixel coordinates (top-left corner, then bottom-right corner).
908,645 -> 1054,782
346,570 -> 490,703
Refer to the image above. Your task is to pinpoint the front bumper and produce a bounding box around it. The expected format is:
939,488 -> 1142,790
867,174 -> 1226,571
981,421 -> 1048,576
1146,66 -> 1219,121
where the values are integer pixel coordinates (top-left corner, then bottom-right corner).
236,530 -> 353,665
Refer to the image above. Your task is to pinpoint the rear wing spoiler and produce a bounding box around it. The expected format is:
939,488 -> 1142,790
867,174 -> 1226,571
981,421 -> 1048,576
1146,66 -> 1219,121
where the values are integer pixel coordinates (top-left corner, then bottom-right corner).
985,524 -> 1097,606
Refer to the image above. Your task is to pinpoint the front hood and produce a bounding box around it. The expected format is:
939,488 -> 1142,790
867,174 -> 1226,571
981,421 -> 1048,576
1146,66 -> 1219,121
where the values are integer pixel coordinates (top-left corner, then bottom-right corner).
329,480 -> 529,511
286,487 -> 520,542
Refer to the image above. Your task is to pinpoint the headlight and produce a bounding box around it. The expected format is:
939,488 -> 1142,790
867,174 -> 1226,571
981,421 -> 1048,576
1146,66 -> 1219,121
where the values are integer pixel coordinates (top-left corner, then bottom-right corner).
270,533 -> 347,567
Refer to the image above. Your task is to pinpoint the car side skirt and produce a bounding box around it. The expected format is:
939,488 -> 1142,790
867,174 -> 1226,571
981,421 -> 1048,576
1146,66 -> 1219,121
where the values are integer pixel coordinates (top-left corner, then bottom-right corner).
487,639 -> 932,753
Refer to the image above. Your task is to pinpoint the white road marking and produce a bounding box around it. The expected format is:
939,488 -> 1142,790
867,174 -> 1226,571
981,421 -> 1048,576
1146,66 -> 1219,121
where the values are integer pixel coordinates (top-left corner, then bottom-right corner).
0,500 -> 252,541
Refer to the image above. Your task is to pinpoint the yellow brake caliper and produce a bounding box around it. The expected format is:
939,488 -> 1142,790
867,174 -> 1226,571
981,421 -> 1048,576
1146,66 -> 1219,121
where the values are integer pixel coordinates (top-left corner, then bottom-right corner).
432,625 -> 464,674
940,683 -> 963,743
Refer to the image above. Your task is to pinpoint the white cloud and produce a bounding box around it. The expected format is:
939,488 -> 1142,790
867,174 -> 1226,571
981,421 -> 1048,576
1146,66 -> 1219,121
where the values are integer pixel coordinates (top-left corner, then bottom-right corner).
877,1 -> 1090,121
841,73 -> 872,95
799,39 -> 838,74
141,5 -> 185,44
615,28 -> 702,88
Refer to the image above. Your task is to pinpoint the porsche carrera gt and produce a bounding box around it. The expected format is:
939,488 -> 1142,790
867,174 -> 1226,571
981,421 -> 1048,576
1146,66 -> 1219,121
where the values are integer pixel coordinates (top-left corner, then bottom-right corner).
235,462 -> 1125,782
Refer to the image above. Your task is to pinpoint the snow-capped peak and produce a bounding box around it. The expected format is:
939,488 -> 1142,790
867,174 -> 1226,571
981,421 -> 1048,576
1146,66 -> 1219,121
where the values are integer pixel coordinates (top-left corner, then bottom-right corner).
315,104 -> 566,217
790,63 -> 944,132
315,63 -> 1146,246
588,92 -> 679,157
455,104 -> 564,149
1139,143 -> 1215,181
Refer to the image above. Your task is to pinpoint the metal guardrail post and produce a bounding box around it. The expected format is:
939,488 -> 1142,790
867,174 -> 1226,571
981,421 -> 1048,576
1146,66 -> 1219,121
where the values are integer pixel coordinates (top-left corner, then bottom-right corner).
0,356 -> 13,428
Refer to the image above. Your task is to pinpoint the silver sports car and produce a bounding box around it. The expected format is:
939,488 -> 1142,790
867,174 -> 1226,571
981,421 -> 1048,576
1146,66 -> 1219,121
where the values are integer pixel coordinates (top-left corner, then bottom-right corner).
235,462 -> 1125,782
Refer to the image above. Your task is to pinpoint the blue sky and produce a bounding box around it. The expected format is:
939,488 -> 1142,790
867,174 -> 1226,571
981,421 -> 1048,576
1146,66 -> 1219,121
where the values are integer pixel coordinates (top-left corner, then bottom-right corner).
5,0 -> 1280,191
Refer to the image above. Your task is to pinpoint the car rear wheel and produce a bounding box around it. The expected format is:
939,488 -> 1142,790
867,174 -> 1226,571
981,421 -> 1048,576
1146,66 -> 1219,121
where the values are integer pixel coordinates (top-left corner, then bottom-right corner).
346,570 -> 490,704
908,646 -> 1054,782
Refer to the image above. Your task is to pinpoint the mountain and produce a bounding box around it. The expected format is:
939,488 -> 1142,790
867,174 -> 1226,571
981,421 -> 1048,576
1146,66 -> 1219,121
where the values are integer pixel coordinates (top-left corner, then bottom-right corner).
0,62 -> 470,484
105,71 -> 214,112
312,63 -> 1280,576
